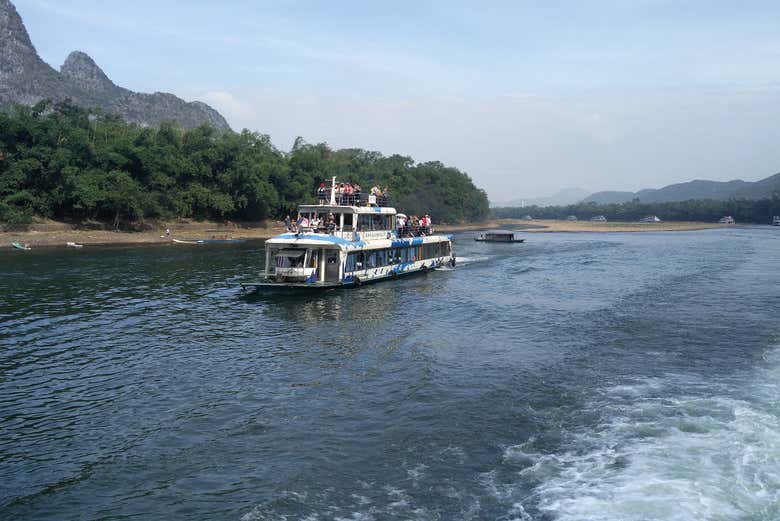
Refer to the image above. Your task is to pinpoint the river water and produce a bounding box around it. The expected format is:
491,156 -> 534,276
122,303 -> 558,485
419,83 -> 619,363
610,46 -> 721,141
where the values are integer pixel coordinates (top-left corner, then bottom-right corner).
1,228 -> 779,520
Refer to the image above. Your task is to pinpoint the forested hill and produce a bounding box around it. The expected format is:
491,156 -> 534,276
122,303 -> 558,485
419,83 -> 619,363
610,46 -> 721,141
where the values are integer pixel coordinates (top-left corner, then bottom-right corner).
493,198 -> 780,224
0,101 -> 489,226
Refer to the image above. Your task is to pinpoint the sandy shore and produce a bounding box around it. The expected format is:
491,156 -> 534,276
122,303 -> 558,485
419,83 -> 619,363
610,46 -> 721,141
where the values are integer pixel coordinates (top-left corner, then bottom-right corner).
2,218 -> 727,249
0,220 -> 286,248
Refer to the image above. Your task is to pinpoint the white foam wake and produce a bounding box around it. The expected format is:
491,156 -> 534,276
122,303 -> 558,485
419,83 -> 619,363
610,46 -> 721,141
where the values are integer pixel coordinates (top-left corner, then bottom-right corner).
509,349 -> 780,521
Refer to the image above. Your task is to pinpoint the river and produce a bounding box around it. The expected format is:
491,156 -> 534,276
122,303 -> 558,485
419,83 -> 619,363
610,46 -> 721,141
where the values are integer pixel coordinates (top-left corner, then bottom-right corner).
1,227 -> 778,520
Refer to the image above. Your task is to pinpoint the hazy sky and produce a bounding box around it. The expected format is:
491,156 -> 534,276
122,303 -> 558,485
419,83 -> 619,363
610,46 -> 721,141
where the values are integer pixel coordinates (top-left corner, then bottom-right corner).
16,0 -> 780,200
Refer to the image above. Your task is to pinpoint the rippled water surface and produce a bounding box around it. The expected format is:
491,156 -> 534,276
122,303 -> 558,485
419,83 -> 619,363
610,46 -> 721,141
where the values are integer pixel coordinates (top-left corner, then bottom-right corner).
2,228 -> 779,520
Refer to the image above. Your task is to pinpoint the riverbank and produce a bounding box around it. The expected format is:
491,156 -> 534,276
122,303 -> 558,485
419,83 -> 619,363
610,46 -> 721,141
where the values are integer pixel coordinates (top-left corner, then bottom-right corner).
2,218 -> 728,249
0,220 -> 285,248
438,219 -> 726,233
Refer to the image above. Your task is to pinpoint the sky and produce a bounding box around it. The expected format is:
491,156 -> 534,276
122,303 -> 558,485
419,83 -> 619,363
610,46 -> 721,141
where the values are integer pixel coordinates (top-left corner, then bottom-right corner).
15,0 -> 780,201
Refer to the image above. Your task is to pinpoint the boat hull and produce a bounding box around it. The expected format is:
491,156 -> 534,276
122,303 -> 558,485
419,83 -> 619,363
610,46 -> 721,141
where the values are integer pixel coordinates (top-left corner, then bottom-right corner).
241,262 -> 444,293
474,238 -> 525,243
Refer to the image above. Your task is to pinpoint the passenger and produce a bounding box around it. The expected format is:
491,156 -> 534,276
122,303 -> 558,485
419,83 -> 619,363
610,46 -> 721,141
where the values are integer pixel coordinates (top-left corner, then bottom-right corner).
284,214 -> 292,231
326,217 -> 336,234
310,215 -> 321,230
300,215 -> 310,228
410,215 -> 420,236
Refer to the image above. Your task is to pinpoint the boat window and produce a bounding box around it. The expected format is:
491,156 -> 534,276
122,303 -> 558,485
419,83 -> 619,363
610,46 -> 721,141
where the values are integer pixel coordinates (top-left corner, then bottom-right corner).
366,251 -> 377,269
275,250 -> 305,268
357,214 -> 391,231
377,250 -> 388,266
307,251 -> 318,268
343,213 -> 354,231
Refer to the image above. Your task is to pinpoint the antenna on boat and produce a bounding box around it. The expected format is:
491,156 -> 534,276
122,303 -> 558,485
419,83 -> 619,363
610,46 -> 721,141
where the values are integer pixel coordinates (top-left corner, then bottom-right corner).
330,176 -> 337,206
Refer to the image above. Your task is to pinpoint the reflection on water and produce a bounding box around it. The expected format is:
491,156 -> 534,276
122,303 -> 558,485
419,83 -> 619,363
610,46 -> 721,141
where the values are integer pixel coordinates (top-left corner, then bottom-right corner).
1,229 -> 779,520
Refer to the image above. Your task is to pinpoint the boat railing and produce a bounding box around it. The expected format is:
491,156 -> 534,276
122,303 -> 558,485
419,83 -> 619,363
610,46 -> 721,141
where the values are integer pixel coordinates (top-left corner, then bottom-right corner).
315,189 -> 391,207
395,225 -> 434,238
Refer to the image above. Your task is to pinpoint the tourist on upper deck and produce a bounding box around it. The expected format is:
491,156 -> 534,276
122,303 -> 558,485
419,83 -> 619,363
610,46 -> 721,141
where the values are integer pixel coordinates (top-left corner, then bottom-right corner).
421,214 -> 431,235
396,214 -> 406,236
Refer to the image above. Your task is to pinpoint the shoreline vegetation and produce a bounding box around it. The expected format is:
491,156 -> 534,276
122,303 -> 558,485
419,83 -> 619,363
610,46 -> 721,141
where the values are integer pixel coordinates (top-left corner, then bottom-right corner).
0,101 -> 489,228
1,219 -> 730,248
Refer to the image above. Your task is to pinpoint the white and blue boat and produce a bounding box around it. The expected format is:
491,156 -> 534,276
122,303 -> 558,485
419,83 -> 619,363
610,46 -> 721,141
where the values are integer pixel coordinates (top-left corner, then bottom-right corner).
241,178 -> 455,291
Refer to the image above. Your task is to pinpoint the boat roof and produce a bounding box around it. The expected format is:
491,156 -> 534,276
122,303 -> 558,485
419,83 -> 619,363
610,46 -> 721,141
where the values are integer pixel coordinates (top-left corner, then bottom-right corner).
481,230 -> 517,235
266,232 -> 451,251
299,204 -> 397,215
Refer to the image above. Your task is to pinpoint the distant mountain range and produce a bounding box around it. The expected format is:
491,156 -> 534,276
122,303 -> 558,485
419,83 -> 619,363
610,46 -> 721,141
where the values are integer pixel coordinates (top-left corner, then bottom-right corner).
584,173 -> 780,204
496,172 -> 780,208
0,0 -> 230,130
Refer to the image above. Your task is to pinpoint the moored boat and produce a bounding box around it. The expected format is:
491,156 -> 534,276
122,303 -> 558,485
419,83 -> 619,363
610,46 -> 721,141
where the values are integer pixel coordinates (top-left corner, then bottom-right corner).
11,242 -> 31,251
474,230 -> 525,243
241,178 -> 455,291
66,242 -> 84,248
773,216 -> 780,226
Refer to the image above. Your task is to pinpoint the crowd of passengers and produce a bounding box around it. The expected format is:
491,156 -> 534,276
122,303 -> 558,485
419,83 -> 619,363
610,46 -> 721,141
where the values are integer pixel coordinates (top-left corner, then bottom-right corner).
396,214 -> 433,237
283,211 -> 434,237
317,182 -> 390,206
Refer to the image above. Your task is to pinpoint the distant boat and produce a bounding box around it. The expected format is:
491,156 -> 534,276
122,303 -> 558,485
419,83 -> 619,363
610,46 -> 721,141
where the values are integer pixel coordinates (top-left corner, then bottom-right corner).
773,216 -> 780,226
521,215 -> 534,221
475,230 -> 525,243
718,216 -> 735,224
66,242 -> 84,248
11,242 -> 31,250
565,215 -> 578,221
590,215 -> 607,222
640,215 -> 662,223
172,239 -> 204,244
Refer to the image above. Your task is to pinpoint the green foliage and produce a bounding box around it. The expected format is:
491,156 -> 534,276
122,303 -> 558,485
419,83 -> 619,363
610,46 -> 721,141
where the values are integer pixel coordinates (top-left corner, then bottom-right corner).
492,197 -> 780,224
0,101 -> 489,225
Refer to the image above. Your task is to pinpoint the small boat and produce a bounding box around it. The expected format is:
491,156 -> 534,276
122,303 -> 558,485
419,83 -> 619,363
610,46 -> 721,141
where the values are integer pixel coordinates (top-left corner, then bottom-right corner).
66,242 -> 84,248
640,215 -> 662,223
11,242 -> 31,251
773,216 -> 780,226
718,216 -> 735,224
172,238 -> 204,245
590,215 -> 607,222
475,230 -> 525,243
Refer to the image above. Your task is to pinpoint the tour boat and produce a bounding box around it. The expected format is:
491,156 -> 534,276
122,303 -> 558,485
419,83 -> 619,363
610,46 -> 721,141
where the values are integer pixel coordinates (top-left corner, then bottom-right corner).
241,178 -> 455,291
474,231 -> 525,243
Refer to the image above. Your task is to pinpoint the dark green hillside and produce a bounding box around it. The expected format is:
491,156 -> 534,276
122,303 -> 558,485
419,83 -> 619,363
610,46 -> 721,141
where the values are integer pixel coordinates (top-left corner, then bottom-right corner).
0,101 -> 489,227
